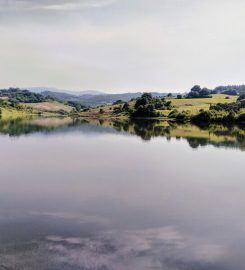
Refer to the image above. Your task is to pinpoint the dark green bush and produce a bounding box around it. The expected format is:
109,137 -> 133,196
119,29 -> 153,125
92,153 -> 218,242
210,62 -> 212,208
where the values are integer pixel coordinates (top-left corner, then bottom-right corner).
131,104 -> 159,118
237,113 -> 245,122
168,110 -> 190,122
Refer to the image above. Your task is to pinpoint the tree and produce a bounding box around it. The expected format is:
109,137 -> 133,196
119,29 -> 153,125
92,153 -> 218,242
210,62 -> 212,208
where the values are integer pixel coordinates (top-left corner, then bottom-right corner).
200,89 -> 209,97
222,89 -> 237,96
154,97 -> 164,109
187,85 -> 210,98
238,94 -> 245,101
141,93 -> 153,100
122,102 -> 130,111
113,106 -> 122,113
165,101 -> 172,107
135,93 -> 153,109
131,104 -> 159,118
113,100 -> 123,105
191,85 -> 201,93
191,110 -> 212,123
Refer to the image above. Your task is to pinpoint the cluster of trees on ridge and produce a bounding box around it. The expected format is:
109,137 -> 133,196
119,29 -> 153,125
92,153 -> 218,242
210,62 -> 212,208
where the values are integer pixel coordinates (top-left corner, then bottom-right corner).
108,90 -> 245,123
186,85 -> 245,98
0,88 -> 87,115
131,93 -> 172,117
0,88 -> 51,104
0,96 -> 34,116
106,93 -> 172,118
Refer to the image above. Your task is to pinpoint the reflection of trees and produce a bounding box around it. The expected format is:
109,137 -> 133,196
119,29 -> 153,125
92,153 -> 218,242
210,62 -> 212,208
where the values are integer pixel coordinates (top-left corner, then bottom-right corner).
186,138 -> 209,149
0,118 -> 89,137
186,136 -> 245,150
0,118 -> 44,136
111,119 -> 173,141
100,119 -> 245,150
190,123 -> 245,150
0,117 -> 245,151
132,120 -> 172,141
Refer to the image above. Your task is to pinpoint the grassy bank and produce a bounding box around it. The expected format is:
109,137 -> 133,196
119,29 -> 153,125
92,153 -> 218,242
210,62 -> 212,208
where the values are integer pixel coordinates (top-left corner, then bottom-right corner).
0,106 -> 37,119
2,92 -> 242,124
164,94 -> 237,114
24,101 -> 73,114
0,99 -> 74,120
79,94 -> 242,122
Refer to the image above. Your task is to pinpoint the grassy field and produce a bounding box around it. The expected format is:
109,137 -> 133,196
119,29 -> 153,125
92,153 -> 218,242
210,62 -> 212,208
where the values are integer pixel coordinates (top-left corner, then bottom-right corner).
0,107 -> 35,119
1,94 -> 238,120
0,99 -> 73,119
80,104 -> 130,120
157,94 -> 238,117
80,94 -> 238,119
167,94 -> 237,113
24,101 -> 73,113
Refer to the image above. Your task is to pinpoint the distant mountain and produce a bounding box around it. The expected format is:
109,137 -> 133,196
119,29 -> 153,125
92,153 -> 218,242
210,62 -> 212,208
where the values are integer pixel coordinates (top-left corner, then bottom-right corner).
78,92 -> 168,107
25,87 -> 168,107
41,91 -> 78,102
26,87 -> 105,96
40,91 -> 168,107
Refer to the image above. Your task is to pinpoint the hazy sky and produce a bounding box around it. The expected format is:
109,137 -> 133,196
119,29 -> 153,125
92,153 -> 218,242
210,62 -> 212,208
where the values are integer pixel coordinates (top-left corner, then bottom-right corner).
1,0 -> 245,93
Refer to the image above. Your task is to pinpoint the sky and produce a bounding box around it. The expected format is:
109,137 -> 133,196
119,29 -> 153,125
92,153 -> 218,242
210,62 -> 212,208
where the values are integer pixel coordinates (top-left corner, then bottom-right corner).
1,0 -> 245,93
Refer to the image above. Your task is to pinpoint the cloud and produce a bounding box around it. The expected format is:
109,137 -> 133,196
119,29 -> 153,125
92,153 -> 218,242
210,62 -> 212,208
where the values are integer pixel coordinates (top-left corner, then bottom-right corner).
0,226 -> 227,270
0,0 -> 117,11
1,0 -> 245,91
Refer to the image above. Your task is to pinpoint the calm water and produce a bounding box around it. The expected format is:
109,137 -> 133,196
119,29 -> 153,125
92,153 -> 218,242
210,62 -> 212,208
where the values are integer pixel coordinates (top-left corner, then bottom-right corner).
0,117 -> 244,270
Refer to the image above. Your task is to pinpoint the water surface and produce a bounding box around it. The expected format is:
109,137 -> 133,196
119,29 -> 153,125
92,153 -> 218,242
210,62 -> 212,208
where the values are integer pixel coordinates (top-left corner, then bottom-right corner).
0,117 -> 244,270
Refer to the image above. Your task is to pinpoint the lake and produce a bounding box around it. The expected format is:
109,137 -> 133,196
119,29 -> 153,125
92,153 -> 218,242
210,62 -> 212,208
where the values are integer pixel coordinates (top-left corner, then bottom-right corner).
0,117 -> 244,270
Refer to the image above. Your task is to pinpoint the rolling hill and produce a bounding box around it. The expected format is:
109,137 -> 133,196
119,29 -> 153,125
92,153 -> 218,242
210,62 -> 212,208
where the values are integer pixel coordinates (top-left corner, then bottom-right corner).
40,90 -> 168,107
27,87 -> 105,96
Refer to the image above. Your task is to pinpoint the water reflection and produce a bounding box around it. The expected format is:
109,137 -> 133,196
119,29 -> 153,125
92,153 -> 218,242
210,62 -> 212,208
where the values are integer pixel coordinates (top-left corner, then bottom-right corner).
0,117 -> 244,150
0,223 -> 226,270
0,117 -> 244,269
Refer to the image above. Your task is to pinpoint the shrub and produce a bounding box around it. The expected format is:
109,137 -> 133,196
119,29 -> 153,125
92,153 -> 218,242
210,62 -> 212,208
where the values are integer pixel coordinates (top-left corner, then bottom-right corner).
122,102 -> 130,112
237,94 -> 245,101
237,113 -> 245,122
222,89 -> 238,96
222,111 -> 236,122
135,93 -> 153,109
70,108 -> 79,115
210,102 -> 240,112
165,101 -> 172,108
131,104 -> 159,118
168,110 -> 190,122
113,100 -> 124,105
113,106 -> 122,114
168,110 -> 178,118
192,110 -> 212,123
187,85 -> 211,98
192,110 -> 237,123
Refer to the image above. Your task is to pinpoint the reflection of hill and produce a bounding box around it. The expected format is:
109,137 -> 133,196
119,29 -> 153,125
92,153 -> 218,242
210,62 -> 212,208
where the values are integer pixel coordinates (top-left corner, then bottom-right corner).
0,117 -> 244,151
0,117 -> 122,137
94,119 -> 245,151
